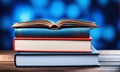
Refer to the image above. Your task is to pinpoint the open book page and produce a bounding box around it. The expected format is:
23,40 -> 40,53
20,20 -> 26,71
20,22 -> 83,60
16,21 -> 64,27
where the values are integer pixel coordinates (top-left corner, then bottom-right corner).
12,20 -> 53,28
12,19 -> 98,29
56,20 -> 98,28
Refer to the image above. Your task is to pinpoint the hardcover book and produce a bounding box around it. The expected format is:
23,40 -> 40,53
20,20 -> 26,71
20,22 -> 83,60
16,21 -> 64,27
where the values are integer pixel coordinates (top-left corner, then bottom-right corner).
13,37 -> 92,52
14,28 -> 90,38
15,47 -> 100,67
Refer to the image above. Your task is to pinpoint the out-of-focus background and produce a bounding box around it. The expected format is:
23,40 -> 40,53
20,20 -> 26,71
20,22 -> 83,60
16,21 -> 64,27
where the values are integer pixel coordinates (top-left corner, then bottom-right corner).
0,0 -> 119,50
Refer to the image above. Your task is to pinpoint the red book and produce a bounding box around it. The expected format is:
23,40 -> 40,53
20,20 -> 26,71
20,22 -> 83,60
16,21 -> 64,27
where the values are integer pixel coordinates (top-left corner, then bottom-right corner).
13,37 -> 92,52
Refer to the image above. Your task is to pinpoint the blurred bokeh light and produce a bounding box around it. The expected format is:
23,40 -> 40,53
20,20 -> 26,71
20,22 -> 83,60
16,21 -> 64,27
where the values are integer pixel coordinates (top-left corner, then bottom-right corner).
0,0 -> 12,6
98,0 -> 109,6
0,0 -> 119,50
102,25 -> 115,41
75,0 -> 91,11
66,4 -> 80,18
49,1 -> 65,18
13,5 -> 35,22
91,10 -> 105,27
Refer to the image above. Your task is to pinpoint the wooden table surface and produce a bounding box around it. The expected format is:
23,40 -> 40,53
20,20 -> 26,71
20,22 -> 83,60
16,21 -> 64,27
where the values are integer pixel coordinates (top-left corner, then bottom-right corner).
0,50 -> 120,72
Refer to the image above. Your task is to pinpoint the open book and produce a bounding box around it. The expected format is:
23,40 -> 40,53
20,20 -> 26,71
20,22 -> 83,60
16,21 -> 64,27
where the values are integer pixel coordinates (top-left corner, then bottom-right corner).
12,19 -> 98,29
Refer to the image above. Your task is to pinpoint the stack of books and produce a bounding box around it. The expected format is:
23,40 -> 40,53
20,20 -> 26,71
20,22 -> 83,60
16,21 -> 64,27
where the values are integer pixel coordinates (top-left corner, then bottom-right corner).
12,19 -> 100,67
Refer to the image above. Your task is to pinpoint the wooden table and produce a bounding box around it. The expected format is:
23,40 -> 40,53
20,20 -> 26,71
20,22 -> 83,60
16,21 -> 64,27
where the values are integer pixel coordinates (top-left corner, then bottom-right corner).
0,50 -> 120,72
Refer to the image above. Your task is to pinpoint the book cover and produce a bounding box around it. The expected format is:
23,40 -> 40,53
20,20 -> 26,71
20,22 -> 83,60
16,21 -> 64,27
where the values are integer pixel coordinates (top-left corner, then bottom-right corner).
15,27 -> 90,38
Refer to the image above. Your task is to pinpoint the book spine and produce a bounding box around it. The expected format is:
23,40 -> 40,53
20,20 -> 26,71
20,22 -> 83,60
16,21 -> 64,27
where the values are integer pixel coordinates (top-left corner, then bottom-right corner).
15,28 -> 90,38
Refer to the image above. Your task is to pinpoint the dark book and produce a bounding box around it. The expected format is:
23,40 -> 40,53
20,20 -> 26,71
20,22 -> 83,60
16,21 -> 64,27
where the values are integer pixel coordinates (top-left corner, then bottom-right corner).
12,19 -> 98,29
15,47 -> 100,67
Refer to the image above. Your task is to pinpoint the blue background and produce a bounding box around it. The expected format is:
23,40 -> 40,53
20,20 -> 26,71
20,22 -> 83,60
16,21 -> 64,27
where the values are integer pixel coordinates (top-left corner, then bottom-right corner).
0,0 -> 120,50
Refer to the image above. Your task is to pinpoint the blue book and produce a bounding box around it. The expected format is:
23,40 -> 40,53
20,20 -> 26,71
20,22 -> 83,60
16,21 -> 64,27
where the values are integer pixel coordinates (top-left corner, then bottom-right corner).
15,27 -> 90,38
15,47 -> 100,67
